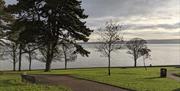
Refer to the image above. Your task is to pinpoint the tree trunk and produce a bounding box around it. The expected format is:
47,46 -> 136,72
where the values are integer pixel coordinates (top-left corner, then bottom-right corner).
63,45 -> 67,70
64,54 -> 67,70
13,62 -> 16,71
45,51 -> 51,72
13,60 -> 16,71
18,45 -> 22,71
108,53 -> 111,76
133,49 -> 137,67
13,48 -> 16,71
143,56 -> 147,70
13,59 -> 16,71
45,59 -> 51,72
44,43 -> 54,72
107,43 -> 111,76
134,59 -> 137,67
28,52 -> 32,71
45,51 -> 53,72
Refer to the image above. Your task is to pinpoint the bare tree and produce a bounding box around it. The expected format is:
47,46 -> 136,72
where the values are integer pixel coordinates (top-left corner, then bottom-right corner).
139,48 -> 151,70
61,43 -> 77,70
23,43 -> 38,71
2,42 -> 19,71
96,21 -> 123,76
9,43 -> 18,71
126,38 -> 150,67
38,42 -> 77,70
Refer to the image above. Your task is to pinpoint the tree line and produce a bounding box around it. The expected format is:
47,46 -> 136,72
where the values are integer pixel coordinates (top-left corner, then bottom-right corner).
0,0 -> 93,72
0,0 -> 151,76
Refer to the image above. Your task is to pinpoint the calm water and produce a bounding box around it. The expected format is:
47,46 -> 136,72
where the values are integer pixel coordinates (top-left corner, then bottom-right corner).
0,44 -> 180,70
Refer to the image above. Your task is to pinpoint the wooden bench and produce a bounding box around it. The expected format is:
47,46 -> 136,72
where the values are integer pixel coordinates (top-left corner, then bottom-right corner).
21,74 -> 36,83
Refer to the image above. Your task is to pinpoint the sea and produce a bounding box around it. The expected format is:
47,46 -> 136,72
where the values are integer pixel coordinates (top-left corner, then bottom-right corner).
0,44 -> 180,70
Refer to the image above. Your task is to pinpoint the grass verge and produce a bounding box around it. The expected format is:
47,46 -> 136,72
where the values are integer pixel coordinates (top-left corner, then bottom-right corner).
0,73 -> 71,91
1,67 -> 180,91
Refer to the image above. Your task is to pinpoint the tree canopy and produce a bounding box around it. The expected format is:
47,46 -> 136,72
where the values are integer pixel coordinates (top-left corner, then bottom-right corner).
96,21 -> 123,75
6,0 -> 93,71
126,38 -> 150,67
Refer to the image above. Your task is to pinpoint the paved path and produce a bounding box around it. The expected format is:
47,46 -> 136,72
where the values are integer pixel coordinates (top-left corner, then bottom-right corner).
32,74 -> 130,91
167,71 -> 180,82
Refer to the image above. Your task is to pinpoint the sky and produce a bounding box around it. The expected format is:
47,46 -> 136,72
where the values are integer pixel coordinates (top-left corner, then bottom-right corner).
5,0 -> 180,41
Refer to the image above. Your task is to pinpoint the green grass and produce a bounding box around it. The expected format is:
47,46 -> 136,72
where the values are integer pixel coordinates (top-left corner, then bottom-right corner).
0,73 -> 71,91
1,67 -> 180,91
31,67 -> 180,91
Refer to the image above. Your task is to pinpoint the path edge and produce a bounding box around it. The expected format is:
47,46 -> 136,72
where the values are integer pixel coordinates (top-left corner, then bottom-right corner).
28,74 -> 135,91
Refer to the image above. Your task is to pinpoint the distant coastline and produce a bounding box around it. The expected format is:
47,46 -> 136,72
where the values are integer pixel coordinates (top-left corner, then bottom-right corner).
147,39 -> 180,44
79,39 -> 180,44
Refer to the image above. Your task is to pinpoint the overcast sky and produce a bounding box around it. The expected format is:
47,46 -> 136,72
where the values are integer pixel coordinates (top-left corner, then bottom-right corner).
5,0 -> 180,41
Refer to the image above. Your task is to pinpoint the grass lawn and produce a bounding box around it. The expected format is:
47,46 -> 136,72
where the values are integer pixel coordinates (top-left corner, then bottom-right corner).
1,67 -> 180,91
175,72 -> 180,77
0,73 -> 71,91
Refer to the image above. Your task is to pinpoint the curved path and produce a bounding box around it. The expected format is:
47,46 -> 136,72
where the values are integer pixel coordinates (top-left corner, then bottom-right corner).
167,71 -> 180,82
32,74 -> 131,91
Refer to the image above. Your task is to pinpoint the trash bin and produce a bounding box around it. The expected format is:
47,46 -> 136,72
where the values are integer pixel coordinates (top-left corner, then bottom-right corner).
160,68 -> 167,77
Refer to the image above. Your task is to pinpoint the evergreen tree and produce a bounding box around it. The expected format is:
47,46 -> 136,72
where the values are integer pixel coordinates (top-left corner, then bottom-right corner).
7,0 -> 93,72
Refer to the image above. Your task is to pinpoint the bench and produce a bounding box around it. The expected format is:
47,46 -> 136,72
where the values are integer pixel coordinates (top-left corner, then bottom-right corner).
21,74 -> 36,83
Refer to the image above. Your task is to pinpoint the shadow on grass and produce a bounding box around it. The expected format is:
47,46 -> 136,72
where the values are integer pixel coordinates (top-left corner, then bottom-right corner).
0,79 -> 23,87
116,73 -> 138,75
144,77 -> 162,79
173,88 -> 180,91
175,65 -> 180,68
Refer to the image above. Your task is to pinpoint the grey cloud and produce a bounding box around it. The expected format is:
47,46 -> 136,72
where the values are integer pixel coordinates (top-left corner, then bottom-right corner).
82,0 -> 180,33
123,29 -> 180,40
82,0 -> 175,18
123,30 -> 180,35
123,22 -> 180,30
86,16 -> 180,31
